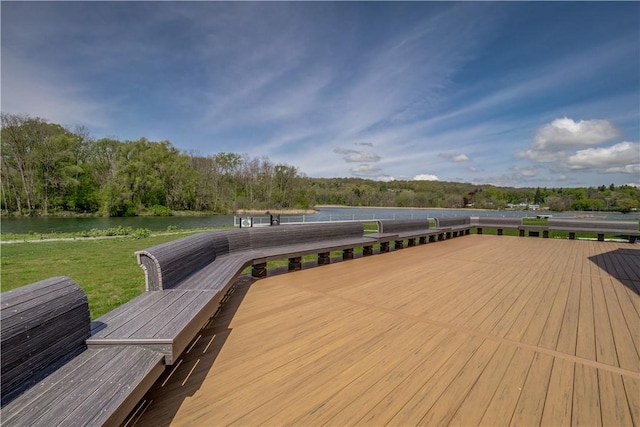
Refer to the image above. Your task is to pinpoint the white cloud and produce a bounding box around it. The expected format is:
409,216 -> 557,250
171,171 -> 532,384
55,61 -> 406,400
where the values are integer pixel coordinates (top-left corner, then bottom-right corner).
517,117 -> 621,163
532,117 -> 619,151
565,141 -> 640,173
334,147 -> 381,163
413,174 -> 440,181
439,152 -> 470,162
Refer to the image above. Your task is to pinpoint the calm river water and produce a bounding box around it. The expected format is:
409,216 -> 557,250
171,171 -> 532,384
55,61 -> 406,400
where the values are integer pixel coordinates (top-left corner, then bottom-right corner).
1,207 -> 638,235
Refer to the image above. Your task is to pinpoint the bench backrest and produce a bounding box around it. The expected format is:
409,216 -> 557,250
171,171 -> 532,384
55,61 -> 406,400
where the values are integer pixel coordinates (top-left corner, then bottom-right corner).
377,219 -> 430,234
435,216 -> 472,227
548,218 -> 639,231
1,276 -> 90,406
137,223 -> 367,290
225,228 -> 252,254
248,222 -> 365,249
475,217 -> 522,227
136,231 -> 224,291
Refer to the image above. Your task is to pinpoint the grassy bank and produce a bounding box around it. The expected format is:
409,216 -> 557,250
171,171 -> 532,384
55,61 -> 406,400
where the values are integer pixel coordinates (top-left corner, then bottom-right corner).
0,233 -> 198,319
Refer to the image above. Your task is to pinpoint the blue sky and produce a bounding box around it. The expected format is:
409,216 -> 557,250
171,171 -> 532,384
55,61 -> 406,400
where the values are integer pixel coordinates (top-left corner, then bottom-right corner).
2,1 -> 638,188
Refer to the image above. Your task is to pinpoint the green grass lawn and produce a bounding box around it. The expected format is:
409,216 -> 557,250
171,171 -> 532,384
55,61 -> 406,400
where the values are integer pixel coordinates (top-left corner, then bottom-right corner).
1,234 -> 190,319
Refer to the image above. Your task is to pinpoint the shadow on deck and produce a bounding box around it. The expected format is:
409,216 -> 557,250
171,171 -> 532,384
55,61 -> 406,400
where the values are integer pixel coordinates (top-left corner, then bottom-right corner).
123,276 -> 255,427
589,248 -> 640,296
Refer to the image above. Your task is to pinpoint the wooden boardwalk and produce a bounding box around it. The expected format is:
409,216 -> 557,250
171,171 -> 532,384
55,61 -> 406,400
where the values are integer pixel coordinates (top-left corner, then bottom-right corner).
127,235 -> 640,426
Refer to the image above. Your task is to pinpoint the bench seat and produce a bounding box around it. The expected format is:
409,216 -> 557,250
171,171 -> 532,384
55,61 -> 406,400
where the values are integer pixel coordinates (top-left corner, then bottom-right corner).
258,236 -> 378,261
87,289 -> 227,364
435,217 -> 473,238
1,346 -> 164,427
173,253 -> 255,291
376,219 -> 440,247
548,219 -> 639,243
472,217 -> 522,235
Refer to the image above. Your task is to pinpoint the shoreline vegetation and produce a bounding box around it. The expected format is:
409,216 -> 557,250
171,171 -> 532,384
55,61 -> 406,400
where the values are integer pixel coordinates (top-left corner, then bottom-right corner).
3,204 -> 637,219
2,114 -> 638,219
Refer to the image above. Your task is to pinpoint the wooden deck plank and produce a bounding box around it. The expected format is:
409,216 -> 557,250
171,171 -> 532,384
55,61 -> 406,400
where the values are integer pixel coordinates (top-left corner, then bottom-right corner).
510,352 -> 555,426
458,267 -> 525,333
576,274 -> 597,361
428,265 -> 518,327
479,346 -> 537,426
418,340 -> 501,426
444,343 -> 518,426
623,375 -> 640,426
385,336 -> 488,426
573,363 -> 602,426
176,317 -> 412,424
127,236 -> 640,427
540,357 -> 574,426
555,271 -> 582,356
489,267 -> 545,339
282,328 -> 456,426
537,270 -> 573,351
230,320 -> 441,426
519,269 -> 563,347
592,276 -> 621,368
598,368 -> 634,426
346,331 -> 471,426
600,276 -> 640,371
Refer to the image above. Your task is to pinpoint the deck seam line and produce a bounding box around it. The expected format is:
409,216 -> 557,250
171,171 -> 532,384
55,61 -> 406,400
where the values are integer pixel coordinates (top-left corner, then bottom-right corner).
280,281 -> 640,379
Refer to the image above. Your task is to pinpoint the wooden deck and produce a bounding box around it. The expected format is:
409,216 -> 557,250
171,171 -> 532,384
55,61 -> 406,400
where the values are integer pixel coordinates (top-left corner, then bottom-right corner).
126,235 -> 640,426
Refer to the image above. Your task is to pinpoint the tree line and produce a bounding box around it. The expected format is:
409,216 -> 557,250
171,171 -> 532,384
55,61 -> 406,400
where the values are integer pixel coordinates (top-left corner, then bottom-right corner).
1,114 -> 639,216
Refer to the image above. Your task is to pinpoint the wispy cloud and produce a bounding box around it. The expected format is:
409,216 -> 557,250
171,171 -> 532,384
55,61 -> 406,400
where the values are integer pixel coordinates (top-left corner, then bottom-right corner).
351,164 -> 383,177
439,153 -> 470,163
334,148 -> 382,163
566,141 -> 640,173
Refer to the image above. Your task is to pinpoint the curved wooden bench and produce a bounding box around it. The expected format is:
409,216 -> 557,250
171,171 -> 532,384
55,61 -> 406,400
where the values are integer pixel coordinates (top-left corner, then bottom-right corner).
548,218 -> 639,243
0,277 -> 164,427
89,223 -> 378,366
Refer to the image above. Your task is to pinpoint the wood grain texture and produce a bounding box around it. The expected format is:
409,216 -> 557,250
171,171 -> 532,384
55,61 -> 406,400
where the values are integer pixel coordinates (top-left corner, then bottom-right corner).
128,236 -> 639,427
0,276 -> 90,406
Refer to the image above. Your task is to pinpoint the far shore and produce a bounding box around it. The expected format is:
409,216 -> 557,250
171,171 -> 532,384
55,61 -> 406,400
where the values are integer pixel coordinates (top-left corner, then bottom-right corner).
314,205 -> 495,211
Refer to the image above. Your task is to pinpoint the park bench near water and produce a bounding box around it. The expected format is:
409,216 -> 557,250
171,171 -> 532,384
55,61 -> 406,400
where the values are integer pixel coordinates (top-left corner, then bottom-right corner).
136,222 -> 379,287
85,223 -> 380,366
471,216 -> 522,235
547,218 -> 639,243
434,216 -> 473,238
373,219 -> 440,249
0,277 -> 165,427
